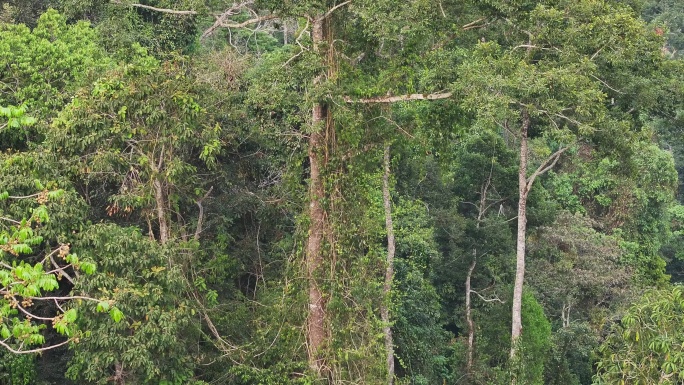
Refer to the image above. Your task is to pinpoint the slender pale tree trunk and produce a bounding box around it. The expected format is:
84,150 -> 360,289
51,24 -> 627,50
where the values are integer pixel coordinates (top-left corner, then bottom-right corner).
466,176 -> 491,378
511,111 -> 529,358
306,13 -> 327,376
381,145 -> 396,385
510,111 -> 568,382
465,256 -> 476,376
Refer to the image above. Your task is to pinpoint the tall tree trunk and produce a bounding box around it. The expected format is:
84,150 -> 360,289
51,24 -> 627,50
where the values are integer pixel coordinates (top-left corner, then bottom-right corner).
152,178 -> 169,245
509,112 -> 567,375
306,13 -> 327,376
509,114 -> 569,385
381,145 -> 396,385
511,111 -> 530,362
465,256 -> 476,377
466,176 -> 490,378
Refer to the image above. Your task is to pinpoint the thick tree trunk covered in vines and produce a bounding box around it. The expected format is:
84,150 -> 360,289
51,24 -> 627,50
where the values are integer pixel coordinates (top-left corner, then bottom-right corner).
152,177 -> 169,245
306,14 -> 327,376
381,145 -> 395,385
511,112 -> 530,364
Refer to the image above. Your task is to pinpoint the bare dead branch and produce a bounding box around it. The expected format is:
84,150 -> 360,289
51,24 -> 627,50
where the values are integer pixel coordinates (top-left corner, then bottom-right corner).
470,289 -> 505,303
512,44 -> 549,51
202,14 -> 236,39
201,1 -> 260,39
7,192 -> 42,199
344,92 -> 452,104
462,18 -> 486,30
282,19 -> 311,67
0,292 -> 107,303
110,0 -> 197,15
218,14 -> 278,30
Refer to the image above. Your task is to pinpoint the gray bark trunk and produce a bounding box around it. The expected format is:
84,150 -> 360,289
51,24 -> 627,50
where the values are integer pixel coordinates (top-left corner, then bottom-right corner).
306,14 -> 327,376
465,256 -> 476,376
511,111 -> 530,362
467,176 -> 490,378
381,145 -> 395,385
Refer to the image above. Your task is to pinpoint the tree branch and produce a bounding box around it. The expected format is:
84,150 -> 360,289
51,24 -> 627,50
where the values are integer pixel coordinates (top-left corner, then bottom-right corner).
14,302 -> 56,321
221,14 -> 277,29
0,337 -> 72,354
0,292 -> 107,303
344,92 -> 452,104
0,216 -> 21,224
110,0 -> 197,15
590,75 -> 624,94
324,0 -> 352,18
201,1 -> 261,39
49,254 -> 75,285
194,186 -> 213,241
470,289 -> 505,303
525,146 -> 569,193
462,18 -> 487,30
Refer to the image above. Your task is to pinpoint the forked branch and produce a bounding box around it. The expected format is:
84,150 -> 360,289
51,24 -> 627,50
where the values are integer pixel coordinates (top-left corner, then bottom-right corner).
525,146 -> 569,194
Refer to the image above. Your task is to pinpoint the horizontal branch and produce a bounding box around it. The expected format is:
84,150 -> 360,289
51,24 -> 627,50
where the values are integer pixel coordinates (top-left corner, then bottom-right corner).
15,302 -> 55,321
0,216 -> 21,224
7,192 -> 42,199
344,92 -> 453,104
470,289 -> 505,303
0,291 -> 105,303
111,0 -> 197,15
202,11 -> 277,39
219,14 -> 277,29
0,337 -> 72,354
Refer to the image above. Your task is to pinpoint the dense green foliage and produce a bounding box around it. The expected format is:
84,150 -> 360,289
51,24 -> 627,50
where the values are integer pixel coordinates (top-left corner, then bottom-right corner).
1,1 -> 684,384
594,285 -> 684,384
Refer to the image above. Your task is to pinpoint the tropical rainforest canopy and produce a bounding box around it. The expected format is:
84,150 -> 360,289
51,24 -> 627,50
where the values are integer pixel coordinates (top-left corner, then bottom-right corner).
1,0 -> 684,384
